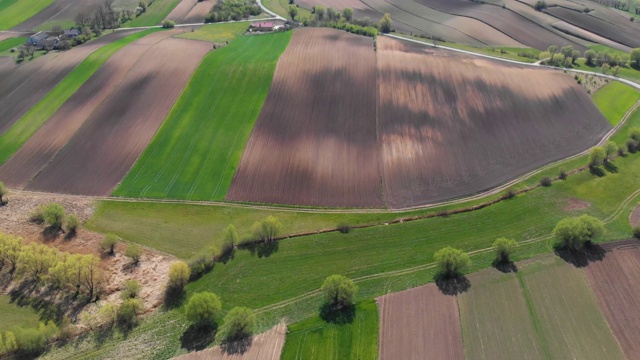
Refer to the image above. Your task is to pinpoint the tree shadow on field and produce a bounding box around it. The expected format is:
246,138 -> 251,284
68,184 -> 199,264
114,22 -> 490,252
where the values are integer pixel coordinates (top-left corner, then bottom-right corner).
319,303 -> 356,325
239,241 -> 279,258
604,161 -> 618,173
221,335 -> 253,355
589,166 -> 606,177
555,243 -> 606,268
42,226 -> 61,242
492,260 -> 518,273
435,274 -> 471,296
163,286 -> 186,310
181,323 -> 217,351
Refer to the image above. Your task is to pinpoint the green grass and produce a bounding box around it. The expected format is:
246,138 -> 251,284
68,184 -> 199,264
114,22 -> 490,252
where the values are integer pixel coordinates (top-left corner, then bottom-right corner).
0,36 -> 25,54
35,20 -> 76,32
0,0 -> 55,30
588,44 -> 630,57
0,28 -> 162,166
0,295 -> 41,332
114,32 -> 292,201
519,256 -> 626,359
280,300 -> 378,360
262,0 -> 312,19
124,0 -> 180,27
174,22 -> 248,43
592,81 -> 640,125
572,58 -> 640,85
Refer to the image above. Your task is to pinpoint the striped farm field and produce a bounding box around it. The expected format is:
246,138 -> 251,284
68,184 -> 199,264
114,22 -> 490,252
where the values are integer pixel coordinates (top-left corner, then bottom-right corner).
125,0 -> 181,27
0,0 -> 55,30
114,31 -> 292,201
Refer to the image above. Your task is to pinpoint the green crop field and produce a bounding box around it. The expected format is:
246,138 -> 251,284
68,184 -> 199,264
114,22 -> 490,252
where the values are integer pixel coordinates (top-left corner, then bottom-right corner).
0,36 -> 25,54
592,81 -> 640,125
124,0 -> 180,27
114,31 -> 291,201
459,270 -> 546,360
519,256 -> 626,359
0,28 -> 161,166
0,295 -> 41,332
175,22 -> 248,43
0,0 -> 55,30
281,300 -> 378,360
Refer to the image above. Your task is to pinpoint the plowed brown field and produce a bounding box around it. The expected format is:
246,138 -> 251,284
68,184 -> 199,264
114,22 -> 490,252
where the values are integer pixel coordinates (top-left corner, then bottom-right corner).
12,0 -> 104,31
0,30 -> 177,188
0,31 -> 136,136
377,283 -> 465,360
17,34 -> 210,196
167,0 -> 213,24
227,28 -> 383,207
583,245 -> 640,360
377,37 -> 610,208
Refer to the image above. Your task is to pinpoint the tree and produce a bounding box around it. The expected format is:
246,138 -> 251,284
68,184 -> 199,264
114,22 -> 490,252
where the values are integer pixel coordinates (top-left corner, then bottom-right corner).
547,45 -> 558,55
99,303 -> 118,327
64,214 -> 80,234
167,261 -> 191,290
584,49 -> 596,65
79,255 -> 103,301
43,203 -> 66,230
315,5 -> 325,21
629,127 -> 640,142
125,244 -> 142,264
161,19 -> 175,28
342,7 -> 353,21
493,238 -> 517,263
221,224 -> 238,255
534,0 -> 547,10
601,63 -> 610,74
588,146 -> 605,167
120,279 -> 141,300
631,48 -> 640,67
570,49 -> 581,63
379,13 -> 392,33
321,274 -> 358,309
252,216 -> 282,243
217,307 -> 256,342
605,141 -> 618,161
326,7 -> 337,20
185,292 -> 222,328
100,234 -> 119,255
0,181 -> 7,204
118,298 -> 143,327
17,243 -> 58,281
433,246 -> 471,278
553,215 -> 604,251
288,5 -> 298,20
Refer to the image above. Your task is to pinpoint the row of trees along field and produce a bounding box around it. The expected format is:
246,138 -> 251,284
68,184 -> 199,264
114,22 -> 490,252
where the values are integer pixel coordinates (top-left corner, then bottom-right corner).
205,0 -> 262,23
75,0 -> 158,29
540,45 -> 640,73
288,2 -> 392,37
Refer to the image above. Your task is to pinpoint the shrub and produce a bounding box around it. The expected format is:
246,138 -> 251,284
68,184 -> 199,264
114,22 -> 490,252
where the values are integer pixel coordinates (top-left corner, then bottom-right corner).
540,176 -> 552,187
501,188 -> 517,200
125,244 -> 142,264
553,214 -> 604,251
321,274 -> 358,309
118,299 -> 143,327
534,0 -> 546,10
161,19 -> 175,28
99,234 -> 119,255
43,203 -> 66,230
13,327 -> 46,354
0,181 -> 7,204
629,127 -> 640,142
588,146 -> 605,167
252,216 -> 282,243
626,138 -> 639,153
167,261 -> 191,290
188,253 -> 213,279
99,303 -> 118,327
216,307 -> 256,343
605,141 -> 618,161
3,331 -> 17,353
434,246 -> 471,278
633,226 -> 640,239
29,205 -> 47,223
221,224 -> 237,255
120,279 -> 141,300
493,238 -> 517,263
559,170 -> 567,180
337,222 -> 352,234
185,292 -> 222,328
64,214 -> 80,234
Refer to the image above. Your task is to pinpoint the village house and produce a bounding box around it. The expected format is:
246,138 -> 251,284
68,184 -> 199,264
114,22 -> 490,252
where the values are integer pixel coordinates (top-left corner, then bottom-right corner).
249,21 -> 274,32
27,31 -> 50,49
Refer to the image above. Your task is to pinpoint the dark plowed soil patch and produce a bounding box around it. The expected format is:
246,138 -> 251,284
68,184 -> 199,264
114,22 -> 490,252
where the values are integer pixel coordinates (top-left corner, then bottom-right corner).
414,0 -> 583,50
583,246 -> 640,360
12,0 -> 104,31
377,283 -> 465,360
227,28 -> 383,208
183,0 -> 214,23
630,204 -> 640,228
0,30 -> 136,136
377,37 -> 610,208
544,7 -> 640,48
24,36 -> 211,196
564,198 -> 592,212
0,31 -> 176,188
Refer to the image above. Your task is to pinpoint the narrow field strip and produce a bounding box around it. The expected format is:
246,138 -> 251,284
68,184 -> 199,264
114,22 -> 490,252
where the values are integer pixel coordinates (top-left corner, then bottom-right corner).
0,28 -> 160,166
114,31 -> 292,201
0,0 -> 55,30
125,0 -> 182,27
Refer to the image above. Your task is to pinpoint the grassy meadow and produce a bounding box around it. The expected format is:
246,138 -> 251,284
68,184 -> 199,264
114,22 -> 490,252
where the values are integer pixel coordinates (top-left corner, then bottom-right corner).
0,295 -> 41,332
592,81 -> 640,125
114,31 -> 292,201
175,22 -> 248,43
0,28 -> 162,166
125,0 -> 180,27
0,36 -> 26,54
0,0 -> 55,30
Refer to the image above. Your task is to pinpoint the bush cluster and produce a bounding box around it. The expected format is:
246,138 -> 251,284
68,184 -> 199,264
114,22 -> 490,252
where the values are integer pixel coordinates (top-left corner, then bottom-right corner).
0,322 -> 58,356
29,203 -> 80,233
205,0 -> 261,23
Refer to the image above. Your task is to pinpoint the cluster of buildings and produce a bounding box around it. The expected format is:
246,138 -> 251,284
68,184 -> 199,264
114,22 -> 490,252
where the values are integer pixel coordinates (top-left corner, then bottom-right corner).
27,29 -> 81,50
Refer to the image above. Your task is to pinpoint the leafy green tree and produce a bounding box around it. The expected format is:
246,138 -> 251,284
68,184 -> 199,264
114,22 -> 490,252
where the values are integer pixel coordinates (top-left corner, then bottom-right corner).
13,327 -> 46,354
125,244 -> 142,264
100,234 -> 119,255
588,146 -> 606,167
185,292 -> 222,328
99,303 -> 118,327
605,141 -> 618,161
547,45 -> 558,55
118,298 -> 143,327
121,279 -> 141,300
0,181 -> 7,204
252,216 -> 282,243
584,49 -> 596,65
222,224 -> 238,255
288,5 -> 298,20
0,233 -> 23,272
167,261 -> 191,290
216,307 -> 256,342
315,5 -> 325,20
3,331 -> 17,353
43,203 -> 66,230
629,127 -> 640,142
17,243 -> 58,281
379,13 -> 392,33
553,215 -> 604,251
64,214 -> 80,234
321,274 -> 358,309
493,238 -> 517,263
434,246 -> 471,277
342,7 -> 353,21
631,48 -> 640,67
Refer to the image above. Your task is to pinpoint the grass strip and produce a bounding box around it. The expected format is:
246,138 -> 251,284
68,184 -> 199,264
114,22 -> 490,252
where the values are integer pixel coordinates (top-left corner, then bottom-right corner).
0,0 -> 55,30
593,81 -> 640,126
0,28 -> 162,166
175,22 -> 248,43
0,36 -> 26,53
124,0 -> 181,27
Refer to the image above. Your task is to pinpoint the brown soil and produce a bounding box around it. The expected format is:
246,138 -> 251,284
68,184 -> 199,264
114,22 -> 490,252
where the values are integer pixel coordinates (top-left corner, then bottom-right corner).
630,204 -> 640,228
20,35 -> 211,196
0,30 -> 177,188
583,245 -> 640,360
0,30 -> 138,136
227,28 -> 383,208
174,322 -> 286,360
166,0 -> 198,23
183,0 -> 214,24
0,191 -> 174,311
551,21 -> 631,53
564,198 -> 592,212
377,36 -> 610,208
11,0 -> 104,31
377,283 -> 465,360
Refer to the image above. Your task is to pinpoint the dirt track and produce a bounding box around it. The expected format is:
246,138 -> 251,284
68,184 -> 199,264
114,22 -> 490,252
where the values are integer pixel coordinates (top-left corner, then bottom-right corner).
0,30 -> 137,136
377,283 -> 465,360
18,33 -> 211,196
377,37 -> 611,208
174,322 -> 286,360
0,30 -> 178,188
227,28 -> 383,207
